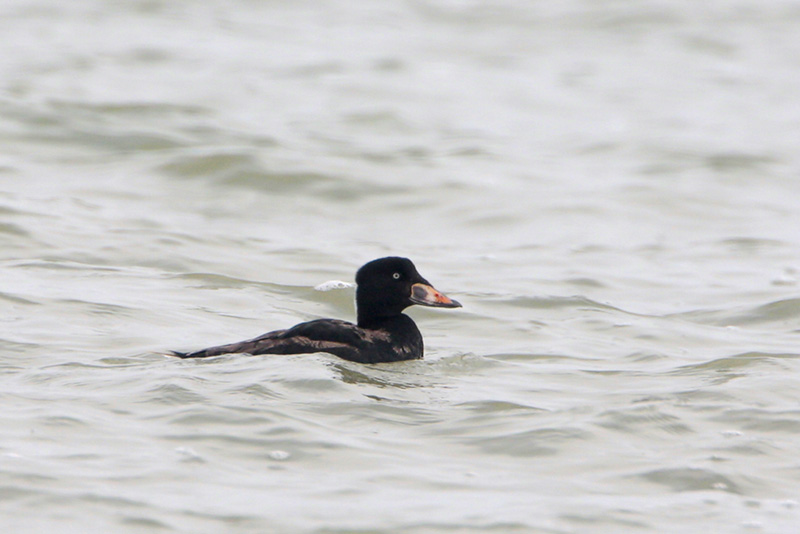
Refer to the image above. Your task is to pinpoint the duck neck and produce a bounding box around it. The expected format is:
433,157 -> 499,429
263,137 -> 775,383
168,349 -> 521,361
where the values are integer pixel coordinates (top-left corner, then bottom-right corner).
358,311 -> 392,329
357,311 -> 411,330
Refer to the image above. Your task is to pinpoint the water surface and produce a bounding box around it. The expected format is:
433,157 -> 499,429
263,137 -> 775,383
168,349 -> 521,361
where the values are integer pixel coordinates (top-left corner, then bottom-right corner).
2,1 -> 800,532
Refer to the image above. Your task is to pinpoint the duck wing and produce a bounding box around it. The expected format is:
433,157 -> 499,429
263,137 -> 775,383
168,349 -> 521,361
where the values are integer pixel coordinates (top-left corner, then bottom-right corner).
171,319 -> 383,360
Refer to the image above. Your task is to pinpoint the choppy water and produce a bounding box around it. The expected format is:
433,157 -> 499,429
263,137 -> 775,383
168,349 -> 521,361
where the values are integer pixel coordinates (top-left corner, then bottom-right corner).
3,1 -> 800,532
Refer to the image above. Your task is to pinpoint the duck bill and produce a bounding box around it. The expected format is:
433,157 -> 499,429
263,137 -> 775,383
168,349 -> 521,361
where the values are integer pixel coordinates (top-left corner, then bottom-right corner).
410,283 -> 462,308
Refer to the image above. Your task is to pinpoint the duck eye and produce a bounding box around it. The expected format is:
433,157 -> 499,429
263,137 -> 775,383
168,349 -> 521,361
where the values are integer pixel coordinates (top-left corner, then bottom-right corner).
392,272 -> 401,280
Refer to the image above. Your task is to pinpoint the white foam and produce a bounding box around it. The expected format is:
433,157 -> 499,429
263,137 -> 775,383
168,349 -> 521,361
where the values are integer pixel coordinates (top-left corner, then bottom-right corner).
314,280 -> 355,291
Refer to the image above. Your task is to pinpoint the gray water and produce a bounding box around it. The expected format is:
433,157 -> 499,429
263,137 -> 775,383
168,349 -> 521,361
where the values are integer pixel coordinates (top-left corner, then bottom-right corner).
3,1 -> 800,532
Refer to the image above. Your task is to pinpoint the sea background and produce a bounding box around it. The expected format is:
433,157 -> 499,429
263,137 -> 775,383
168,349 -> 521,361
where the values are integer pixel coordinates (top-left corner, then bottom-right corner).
2,1 -> 800,533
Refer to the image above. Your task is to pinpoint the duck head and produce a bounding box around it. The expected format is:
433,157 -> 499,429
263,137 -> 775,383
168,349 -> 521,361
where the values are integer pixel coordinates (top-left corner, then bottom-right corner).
355,257 -> 461,326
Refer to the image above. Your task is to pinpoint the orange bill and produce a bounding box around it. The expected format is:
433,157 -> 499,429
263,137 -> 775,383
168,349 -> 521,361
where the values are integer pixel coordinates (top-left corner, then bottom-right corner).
410,283 -> 462,308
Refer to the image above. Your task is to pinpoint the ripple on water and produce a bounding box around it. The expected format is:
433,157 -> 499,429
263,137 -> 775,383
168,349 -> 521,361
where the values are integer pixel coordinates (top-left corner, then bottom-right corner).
468,427 -> 593,458
4,100 -> 202,156
678,298 -> 800,328
711,408 -> 800,434
230,382 -> 282,400
456,399 -> 547,414
495,295 -> 623,313
0,291 -> 41,306
0,222 -> 30,237
483,352 -> 582,363
329,360 -> 448,389
672,352 -> 798,375
637,467 -> 743,494
157,148 -> 405,199
167,406 -> 277,428
147,383 -> 209,405
311,401 -> 444,427
595,405 -> 694,435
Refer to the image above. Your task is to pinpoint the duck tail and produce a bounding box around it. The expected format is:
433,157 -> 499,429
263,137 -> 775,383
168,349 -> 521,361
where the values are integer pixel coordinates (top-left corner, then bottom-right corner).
169,349 -> 205,359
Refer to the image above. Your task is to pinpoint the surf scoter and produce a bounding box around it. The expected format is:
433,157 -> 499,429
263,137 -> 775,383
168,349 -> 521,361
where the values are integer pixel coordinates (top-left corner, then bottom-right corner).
171,257 -> 461,363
